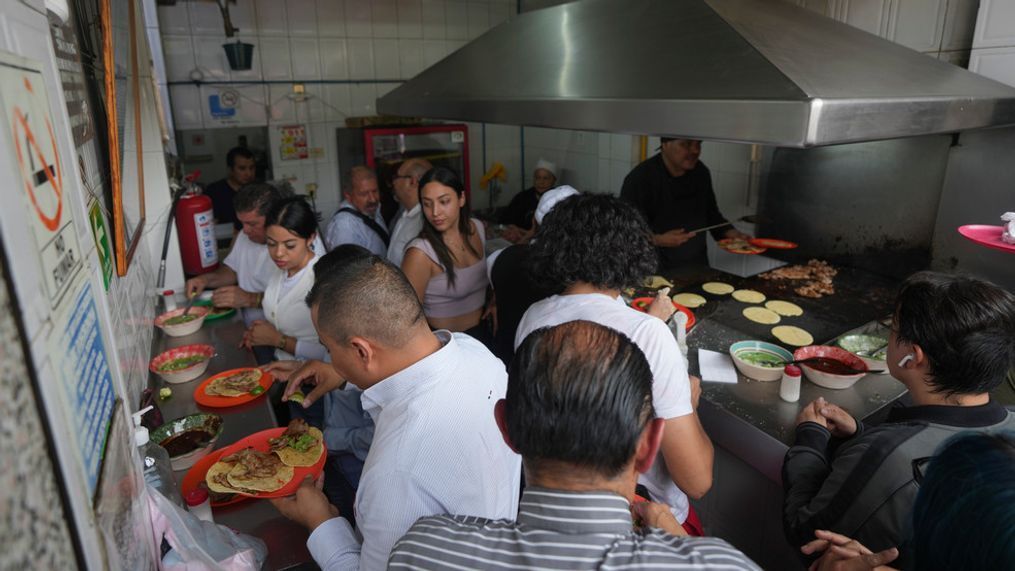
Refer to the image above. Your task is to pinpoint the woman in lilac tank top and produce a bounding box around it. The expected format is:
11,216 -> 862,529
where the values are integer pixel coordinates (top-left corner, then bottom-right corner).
401,167 -> 491,342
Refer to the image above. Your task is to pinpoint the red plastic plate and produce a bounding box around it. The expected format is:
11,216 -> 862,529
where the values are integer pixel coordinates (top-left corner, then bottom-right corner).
749,238 -> 798,250
182,427 -> 327,505
630,297 -> 696,331
718,238 -> 766,255
194,368 -> 272,408
958,225 -> 1015,254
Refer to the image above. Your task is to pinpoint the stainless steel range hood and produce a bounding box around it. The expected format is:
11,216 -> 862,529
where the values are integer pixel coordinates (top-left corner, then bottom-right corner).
377,0 -> 1015,147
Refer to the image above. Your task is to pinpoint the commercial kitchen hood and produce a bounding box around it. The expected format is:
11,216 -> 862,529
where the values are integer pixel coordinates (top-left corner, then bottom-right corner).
377,0 -> 1015,147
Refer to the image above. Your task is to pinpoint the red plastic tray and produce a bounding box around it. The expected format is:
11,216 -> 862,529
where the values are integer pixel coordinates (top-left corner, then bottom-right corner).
194,368 -> 272,408
630,297 -> 696,331
181,427 -> 327,505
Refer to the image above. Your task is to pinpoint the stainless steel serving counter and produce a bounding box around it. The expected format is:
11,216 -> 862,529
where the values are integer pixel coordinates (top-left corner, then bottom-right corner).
150,310 -> 312,570
688,319 -> 907,482
653,263 -> 909,483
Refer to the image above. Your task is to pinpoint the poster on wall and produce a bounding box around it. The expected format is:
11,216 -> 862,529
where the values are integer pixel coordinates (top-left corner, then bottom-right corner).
0,55 -> 84,308
279,124 -> 308,160
0,52 -> 115,497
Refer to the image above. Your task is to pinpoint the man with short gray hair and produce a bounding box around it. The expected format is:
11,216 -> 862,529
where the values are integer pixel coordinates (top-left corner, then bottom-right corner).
325,166 -> 389,255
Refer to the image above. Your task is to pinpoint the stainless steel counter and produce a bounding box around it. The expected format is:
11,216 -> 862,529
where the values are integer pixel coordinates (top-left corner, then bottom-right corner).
689,317 -> 907,482
150,312 -> 312,570
658,265 -> 909,483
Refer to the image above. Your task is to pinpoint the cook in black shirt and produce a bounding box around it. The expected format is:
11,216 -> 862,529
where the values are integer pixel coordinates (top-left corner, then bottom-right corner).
620,138 -> 750,269
498,159 -> 557,243
204,146 -> 257,230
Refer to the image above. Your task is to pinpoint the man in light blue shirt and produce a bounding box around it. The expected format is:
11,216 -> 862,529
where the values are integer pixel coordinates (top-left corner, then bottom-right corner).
324,166 -> 389,256
269,253 -> 520,571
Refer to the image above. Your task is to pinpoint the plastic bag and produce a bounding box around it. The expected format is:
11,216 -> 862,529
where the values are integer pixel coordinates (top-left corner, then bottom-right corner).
1001,212 -> 1015,245
147,485 -> 267,571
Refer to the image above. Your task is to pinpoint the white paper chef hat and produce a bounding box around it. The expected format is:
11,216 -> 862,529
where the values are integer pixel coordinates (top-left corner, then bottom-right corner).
535,185 -> 579,225
534,159 -> 557,178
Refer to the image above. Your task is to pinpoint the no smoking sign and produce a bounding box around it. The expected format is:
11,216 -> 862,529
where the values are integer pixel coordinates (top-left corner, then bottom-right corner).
0,56 -> 82,306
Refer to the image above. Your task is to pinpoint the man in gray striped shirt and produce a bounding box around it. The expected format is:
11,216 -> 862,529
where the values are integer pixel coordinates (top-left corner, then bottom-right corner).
388,321 -> 760,570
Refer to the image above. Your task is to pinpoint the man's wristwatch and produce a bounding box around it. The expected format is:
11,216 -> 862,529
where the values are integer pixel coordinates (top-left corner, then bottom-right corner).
277,334 -> 288,350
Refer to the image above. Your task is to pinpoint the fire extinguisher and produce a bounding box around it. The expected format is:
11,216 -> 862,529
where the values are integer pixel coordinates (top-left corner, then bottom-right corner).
174,172 -> 219,276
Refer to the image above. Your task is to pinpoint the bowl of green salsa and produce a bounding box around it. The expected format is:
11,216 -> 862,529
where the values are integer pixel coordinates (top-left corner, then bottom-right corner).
150,343 -> 215,384
155,306 -> 210,337
729,341 -> 795,382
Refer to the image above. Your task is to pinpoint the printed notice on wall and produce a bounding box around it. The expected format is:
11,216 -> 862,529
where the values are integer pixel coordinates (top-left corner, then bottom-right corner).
0,57 -> 83,308
279,124 -> 308,160
51,277 -> 116,495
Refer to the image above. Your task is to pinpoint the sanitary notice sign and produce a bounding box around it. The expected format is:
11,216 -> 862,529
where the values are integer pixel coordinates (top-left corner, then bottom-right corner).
0,58 -> 82,307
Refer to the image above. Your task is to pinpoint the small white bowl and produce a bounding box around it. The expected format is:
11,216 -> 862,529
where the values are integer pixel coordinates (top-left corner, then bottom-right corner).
150,413 -> 224,471
729,340 -> 794,382
150,344 -> 215,384
155,306 -> 210,337
794,345 -> 869,390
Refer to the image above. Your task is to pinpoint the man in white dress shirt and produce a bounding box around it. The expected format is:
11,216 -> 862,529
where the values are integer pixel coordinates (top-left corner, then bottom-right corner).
269,253 -> 520,571
386,158 -> 431,267
324,166 -> 389,256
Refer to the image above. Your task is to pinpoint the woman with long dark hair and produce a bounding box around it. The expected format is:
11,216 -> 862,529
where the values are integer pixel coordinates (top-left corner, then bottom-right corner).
401,167 -> 490,337
241,196 -> 326,361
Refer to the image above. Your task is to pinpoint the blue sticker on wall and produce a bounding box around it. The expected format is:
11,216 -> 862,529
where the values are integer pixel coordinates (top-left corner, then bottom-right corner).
208,94 -> 236,118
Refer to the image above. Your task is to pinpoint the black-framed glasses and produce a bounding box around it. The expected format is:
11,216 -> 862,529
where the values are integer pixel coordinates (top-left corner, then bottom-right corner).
912,456 -> 932,485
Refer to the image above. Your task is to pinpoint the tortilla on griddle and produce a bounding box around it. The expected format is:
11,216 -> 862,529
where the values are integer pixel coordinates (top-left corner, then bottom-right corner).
225,448 -> 294,492
270,421 -> 324,467
205,369 -> 262,397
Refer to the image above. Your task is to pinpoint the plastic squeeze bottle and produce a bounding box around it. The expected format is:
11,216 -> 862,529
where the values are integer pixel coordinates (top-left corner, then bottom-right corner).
132,406 -> 183,507
779,364 -> 802,403
185,488 -> 214,523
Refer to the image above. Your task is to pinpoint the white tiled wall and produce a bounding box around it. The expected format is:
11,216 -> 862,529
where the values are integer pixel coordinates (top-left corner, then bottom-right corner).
969,0 -> 1015,88
159,0 -> 986,218
158,0 -> 517,217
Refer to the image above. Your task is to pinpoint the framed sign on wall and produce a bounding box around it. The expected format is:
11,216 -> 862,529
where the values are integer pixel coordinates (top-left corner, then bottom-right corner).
99,0 -> 145,276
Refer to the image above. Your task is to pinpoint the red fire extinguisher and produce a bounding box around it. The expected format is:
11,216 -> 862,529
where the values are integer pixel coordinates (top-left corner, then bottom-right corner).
175,175 -> 219,276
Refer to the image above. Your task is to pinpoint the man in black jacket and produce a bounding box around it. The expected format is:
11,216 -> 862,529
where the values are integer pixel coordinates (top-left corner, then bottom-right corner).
782,271 -> 1015,565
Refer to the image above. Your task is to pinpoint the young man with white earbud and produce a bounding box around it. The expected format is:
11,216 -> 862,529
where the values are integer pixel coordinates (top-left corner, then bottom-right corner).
781,271 -> 1015,569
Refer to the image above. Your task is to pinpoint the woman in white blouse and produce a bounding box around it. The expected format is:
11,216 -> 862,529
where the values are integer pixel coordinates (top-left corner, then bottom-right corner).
241,197 -> 325,362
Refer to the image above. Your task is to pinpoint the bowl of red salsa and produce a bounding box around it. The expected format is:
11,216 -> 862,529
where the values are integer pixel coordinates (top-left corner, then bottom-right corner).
793,345 -> 869,390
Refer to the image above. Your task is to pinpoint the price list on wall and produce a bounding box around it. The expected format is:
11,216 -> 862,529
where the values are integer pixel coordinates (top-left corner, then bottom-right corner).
52,279 -> 115,493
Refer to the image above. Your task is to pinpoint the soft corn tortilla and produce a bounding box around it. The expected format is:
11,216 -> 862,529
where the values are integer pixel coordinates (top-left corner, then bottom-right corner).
274,427 -> 324,467
226,456 -> 294,492
732,289 -> 766,304
672,293 -> 706,308
765,300 -> 804,317
205,369 -> 262,397
702,282 -> 735,295
643,275 -> 674,289
772,325 -> 814,347
743,307 -> 781,325
205,461 -> 256,496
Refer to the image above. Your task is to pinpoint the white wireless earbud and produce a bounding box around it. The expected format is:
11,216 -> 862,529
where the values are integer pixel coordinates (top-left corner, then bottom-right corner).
897,354 -> 915,368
